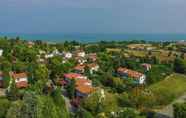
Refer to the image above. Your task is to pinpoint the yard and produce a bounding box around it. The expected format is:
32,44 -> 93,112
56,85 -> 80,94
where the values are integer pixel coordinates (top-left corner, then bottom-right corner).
126,49 -> 185,62
148,73 -> 186,106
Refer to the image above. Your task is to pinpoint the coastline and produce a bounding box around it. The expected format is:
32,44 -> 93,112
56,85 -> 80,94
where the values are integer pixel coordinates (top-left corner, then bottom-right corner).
0,33 -> 186,43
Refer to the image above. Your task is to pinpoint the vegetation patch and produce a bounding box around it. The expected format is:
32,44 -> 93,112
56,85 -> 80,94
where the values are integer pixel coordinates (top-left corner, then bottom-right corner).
149,73 -> 186,106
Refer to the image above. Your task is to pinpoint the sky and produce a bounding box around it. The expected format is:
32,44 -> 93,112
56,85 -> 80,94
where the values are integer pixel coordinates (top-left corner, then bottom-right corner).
0,0 -> 186,34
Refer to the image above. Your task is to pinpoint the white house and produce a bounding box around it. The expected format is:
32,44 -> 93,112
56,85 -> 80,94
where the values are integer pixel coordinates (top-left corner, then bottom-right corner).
117,67 -> 146,84
64,52 -> 72,59
9,72 -> 28,88
77,51 -> 86,57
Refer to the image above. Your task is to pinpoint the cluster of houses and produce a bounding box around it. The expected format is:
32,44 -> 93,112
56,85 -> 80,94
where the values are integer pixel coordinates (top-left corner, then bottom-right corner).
0,44 -> 152,107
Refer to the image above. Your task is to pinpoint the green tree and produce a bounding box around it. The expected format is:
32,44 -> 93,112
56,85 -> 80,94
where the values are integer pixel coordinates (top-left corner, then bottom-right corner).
0,97 -> 11,118
6,79 -> 19,101
173,103 -> 186,118
33,64 -> 49,82
66,79 -> 75,99
82,89 -> 118,115
174,58 -> 186,74
21,92 -> 38,118
6,100 -> 23,118
117,108 -> 145,118
75,107 -> 94,118
51,88 -> 70,118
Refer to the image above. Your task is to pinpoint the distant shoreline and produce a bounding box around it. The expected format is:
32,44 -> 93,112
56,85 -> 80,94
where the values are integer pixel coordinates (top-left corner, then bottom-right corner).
0,33 -> 186,43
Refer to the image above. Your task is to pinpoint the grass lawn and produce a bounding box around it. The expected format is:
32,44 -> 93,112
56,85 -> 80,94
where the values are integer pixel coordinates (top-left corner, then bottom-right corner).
148,73 -> 186,106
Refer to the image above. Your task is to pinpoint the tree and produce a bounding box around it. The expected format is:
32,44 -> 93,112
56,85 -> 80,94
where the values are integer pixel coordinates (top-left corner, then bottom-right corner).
6,79 -> 19,101
75,107 -> 94,118
117,92 -> 133,108
51,88 -> 70,118
33,64 -> 49,82
6,100 -> 23,118
36,95 -> 58,118
117,108 -> 145,118
107,77 -> 126,93
82,89 -> 118,115
0,98 -> 11,118
66,79 -> 75,99
21,92 -> 38,118
173,103 -> 186,118
174,58 -> 186,74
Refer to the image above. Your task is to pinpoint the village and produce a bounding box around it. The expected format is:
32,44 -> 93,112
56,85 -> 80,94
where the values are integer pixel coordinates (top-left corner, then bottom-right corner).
0,38 -> 185,118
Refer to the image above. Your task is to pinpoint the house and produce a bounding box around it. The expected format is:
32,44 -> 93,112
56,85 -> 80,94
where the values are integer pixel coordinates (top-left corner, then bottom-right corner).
75,79 -> 95,98
74,50 -> 86,58
63,73 -> 87,83
9,72 -> 28,88
141,63 -> 152,71
87,63 -> 99,74
52,49 -> 61,55
27,41 -> 34,48
87,53 -> 97,62
73,63 -> 99,74
117,67 -> 146,84
76,85 -> 95,98
77,51 -> 86,57
0,49 -> 3,56
75,57 -> 87,65
0,72 -> 3,88
74,64 -> 85,74
45,53 -> 54,59
64,52 -> 72,59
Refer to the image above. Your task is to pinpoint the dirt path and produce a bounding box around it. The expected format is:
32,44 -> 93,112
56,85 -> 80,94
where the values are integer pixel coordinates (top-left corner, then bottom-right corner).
156,92 -> 186,118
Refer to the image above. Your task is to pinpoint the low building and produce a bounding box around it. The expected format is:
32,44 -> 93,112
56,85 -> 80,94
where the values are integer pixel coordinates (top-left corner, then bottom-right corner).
64,52 -> 72,59
64,73 -> 87,83
27,41 -> 34,48
87,63 -> 99,74
87,53 -> 97,62
75,79 -> 95,98
141,63 -> 152,71
117,67 -> 146,84
76,85 -> 95,98
75,57 -> 87,65
76,51 -> 86,57
9,72 -> 28,88
74,64 -> 85,74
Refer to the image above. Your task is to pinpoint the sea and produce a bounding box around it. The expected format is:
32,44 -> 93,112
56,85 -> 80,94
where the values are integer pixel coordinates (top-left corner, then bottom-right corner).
0,33 -> 186,43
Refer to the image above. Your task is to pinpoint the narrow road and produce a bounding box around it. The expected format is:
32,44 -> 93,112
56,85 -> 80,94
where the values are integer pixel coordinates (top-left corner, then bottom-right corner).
156,92 -> 186,118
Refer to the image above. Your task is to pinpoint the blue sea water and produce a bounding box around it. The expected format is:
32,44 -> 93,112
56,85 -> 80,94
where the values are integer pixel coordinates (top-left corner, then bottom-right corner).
0,33 -> 186,43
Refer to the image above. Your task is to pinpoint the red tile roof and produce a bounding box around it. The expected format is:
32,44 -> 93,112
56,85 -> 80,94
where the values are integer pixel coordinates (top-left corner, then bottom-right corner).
76,85 -> 95,95
75,79 -> 92,87
64,73 -> 84,80
117,67 -> 144,79
10,72 -> 27,79
74,64 -> 85,71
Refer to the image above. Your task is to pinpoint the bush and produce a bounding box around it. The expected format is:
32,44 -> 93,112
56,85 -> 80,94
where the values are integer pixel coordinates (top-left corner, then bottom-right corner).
0,97 -> 11,118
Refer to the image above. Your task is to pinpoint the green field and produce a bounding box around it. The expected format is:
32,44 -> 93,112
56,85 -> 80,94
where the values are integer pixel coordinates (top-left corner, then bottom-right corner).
149,73 -> 186,106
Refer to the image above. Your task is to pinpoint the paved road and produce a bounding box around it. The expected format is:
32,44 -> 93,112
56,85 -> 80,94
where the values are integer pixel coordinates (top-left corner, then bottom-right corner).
156,92 -> 186,118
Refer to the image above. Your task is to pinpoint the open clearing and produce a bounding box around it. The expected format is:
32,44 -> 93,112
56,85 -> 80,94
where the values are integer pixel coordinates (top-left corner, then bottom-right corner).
149,73 -> 186,106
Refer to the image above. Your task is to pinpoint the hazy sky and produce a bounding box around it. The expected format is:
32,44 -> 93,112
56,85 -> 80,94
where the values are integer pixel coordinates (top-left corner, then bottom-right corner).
0,0 -> 186,33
